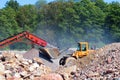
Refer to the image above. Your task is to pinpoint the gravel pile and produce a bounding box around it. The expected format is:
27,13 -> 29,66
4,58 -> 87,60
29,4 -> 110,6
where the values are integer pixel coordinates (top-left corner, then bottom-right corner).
0,52 -> 63,80
68,43 -> 120,80
0,42 -> 120,80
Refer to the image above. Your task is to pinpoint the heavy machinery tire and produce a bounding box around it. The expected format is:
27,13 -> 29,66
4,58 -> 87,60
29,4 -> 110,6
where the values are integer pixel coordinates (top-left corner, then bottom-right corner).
59,57 -> 67,65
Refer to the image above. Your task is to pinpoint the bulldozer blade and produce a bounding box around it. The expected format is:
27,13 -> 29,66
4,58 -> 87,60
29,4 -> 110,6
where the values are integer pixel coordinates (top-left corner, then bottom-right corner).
39,48 -> 60,59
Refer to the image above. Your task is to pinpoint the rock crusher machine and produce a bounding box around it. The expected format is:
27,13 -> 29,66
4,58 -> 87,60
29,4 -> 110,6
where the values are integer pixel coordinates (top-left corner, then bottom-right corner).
0,31 -> 59,59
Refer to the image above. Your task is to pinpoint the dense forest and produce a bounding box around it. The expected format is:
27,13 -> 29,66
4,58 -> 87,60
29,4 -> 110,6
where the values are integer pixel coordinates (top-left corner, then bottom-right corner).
0,0 -> 120,50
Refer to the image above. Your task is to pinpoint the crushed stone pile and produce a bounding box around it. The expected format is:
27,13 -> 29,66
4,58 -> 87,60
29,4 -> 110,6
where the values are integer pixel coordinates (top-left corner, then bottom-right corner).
77,43 -> 120,79
57,43 -> 120,80
0,52 -> 63,80
0,42 -> 120,80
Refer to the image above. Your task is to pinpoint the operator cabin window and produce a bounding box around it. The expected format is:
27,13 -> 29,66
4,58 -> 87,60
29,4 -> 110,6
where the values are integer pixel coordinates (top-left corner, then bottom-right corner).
77,43 -> 86,51
77,43 -> 80,51
82,44 -> 86,51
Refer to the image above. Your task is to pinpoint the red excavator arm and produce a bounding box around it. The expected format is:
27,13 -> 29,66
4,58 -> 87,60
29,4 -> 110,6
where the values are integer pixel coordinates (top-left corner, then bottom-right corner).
0,31 -> 47,48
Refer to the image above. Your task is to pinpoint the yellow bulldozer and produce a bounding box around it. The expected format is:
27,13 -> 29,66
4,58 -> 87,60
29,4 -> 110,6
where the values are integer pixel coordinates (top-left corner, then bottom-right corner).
59,42 -> 95,66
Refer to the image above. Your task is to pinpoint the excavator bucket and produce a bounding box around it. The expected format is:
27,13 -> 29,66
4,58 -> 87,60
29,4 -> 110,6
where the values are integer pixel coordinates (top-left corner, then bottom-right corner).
39,48 -> 60,59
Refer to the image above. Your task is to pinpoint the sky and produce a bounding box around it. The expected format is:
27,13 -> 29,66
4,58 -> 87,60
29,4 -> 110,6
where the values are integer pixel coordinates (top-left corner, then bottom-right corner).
0,0 -> 119,9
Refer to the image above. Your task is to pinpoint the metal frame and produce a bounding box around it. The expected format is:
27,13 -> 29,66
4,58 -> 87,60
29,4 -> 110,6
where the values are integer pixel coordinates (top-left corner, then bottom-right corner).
0,31 -> 47,48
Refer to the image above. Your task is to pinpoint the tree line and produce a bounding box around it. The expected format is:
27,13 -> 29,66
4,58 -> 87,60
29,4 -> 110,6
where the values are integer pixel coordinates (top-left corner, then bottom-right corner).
0,0 -> 120,50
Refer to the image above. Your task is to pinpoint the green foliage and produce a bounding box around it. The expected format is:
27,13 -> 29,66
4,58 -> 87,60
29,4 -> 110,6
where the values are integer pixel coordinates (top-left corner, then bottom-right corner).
91,0 -> 107,11
16,5 -> 38,32
0,7 -> 19,38
104,2 -> 120,43
35,0 -> 47,9
5,0 -> 19,11
0,0 -> 120,50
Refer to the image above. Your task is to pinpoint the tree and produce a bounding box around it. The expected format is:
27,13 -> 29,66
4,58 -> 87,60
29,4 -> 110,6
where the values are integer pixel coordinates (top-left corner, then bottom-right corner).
0,7 -> 19,38
1,0 -> 120,49
35,0 -> 47,9
5,0 -> 19,11
73,0 -> 105,45
91,0 -> 107,11
104,2 -> 120,42
16,5 -> 37,32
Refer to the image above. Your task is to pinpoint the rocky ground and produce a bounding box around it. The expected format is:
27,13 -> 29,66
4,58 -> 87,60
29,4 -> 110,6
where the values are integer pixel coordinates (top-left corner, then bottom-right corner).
58,43 -> 120,80
55,43 -> 120,80
0,43 -> 120,80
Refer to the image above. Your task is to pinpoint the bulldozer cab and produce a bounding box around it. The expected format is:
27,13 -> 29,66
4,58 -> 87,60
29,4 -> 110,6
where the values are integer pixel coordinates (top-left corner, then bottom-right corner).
72,42 -> 89,58
77,42 -> 88,51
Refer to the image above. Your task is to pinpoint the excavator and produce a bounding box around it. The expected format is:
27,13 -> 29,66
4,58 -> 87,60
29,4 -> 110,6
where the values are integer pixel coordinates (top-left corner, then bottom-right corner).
59,42 -> 95,66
